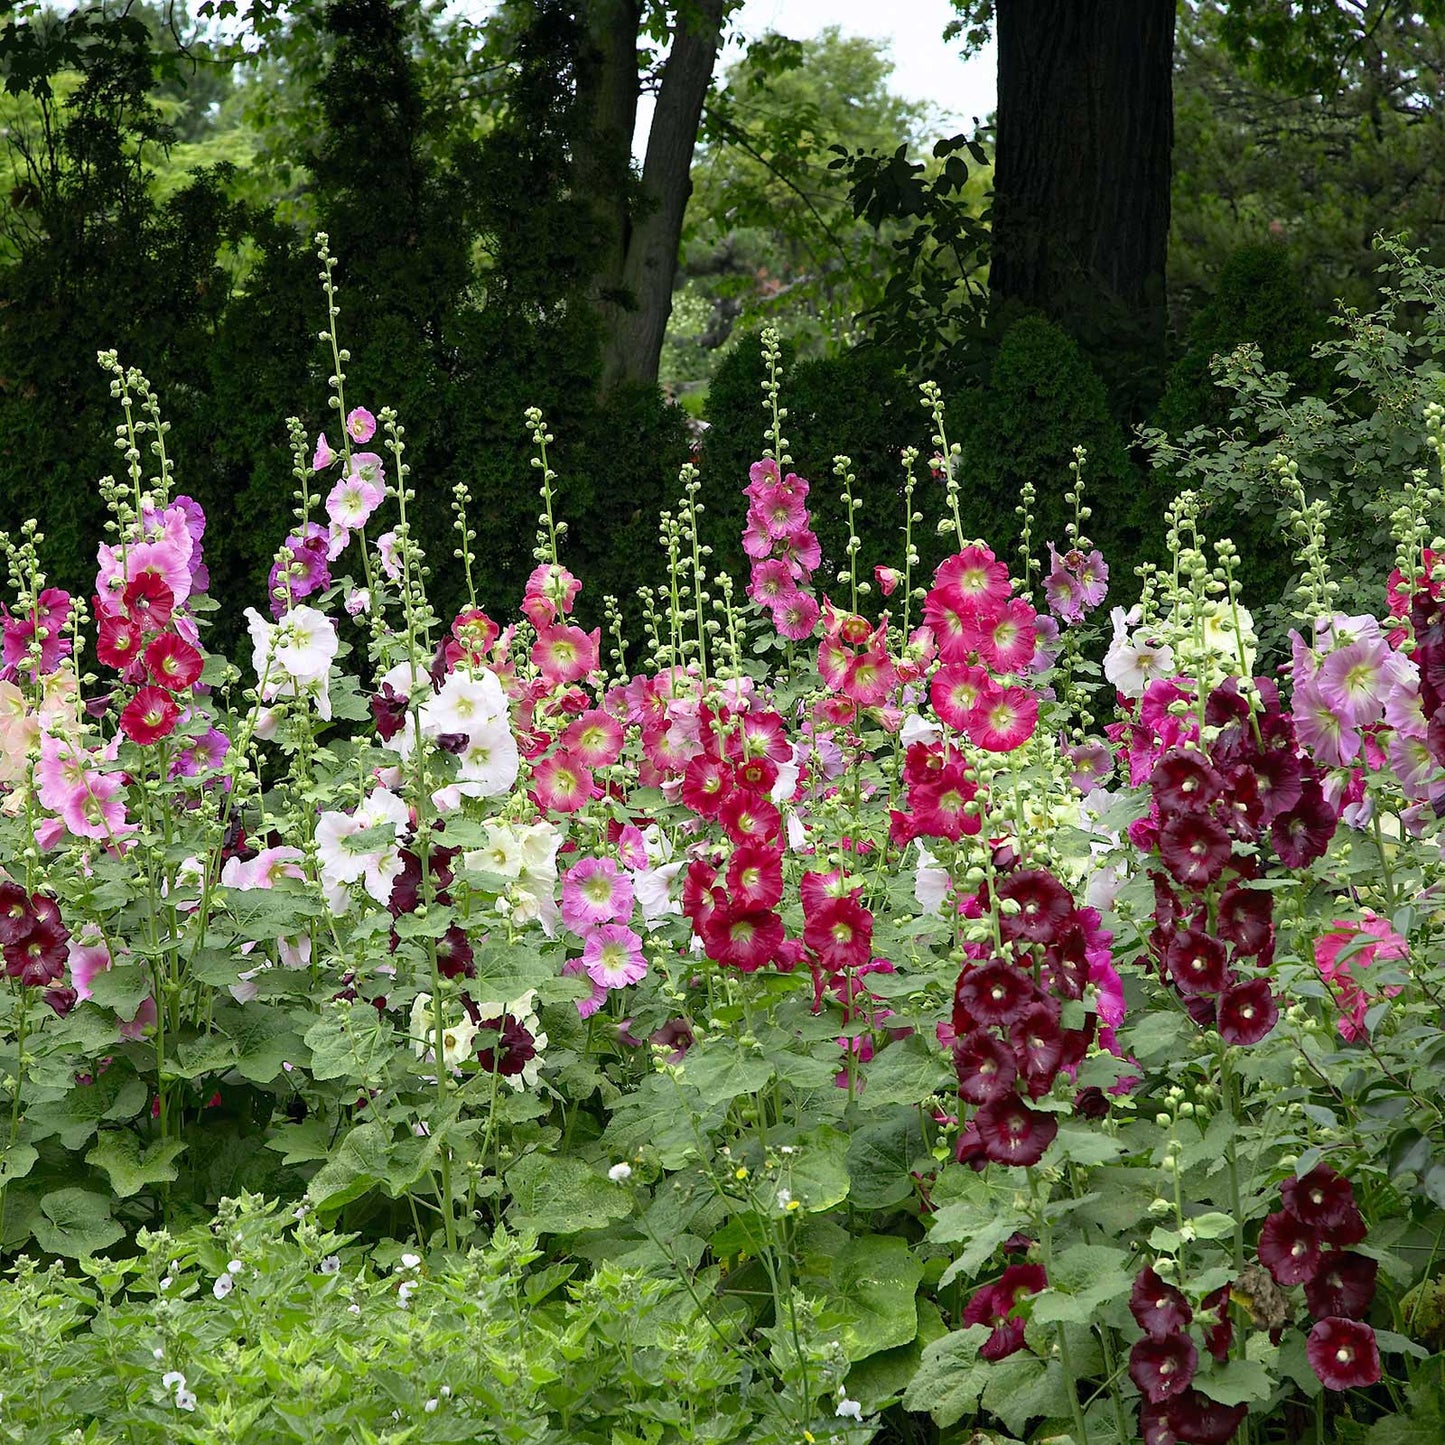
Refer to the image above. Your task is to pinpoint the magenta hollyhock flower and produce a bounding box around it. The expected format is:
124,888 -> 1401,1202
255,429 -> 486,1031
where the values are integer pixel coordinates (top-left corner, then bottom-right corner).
120,686 -> 181,745
582,924 -> 647,989
1306,1317 -> 1381,1391
1043,560 -> 1084,623
967,596 -> 1038,674
1305,1252 -> 1378,1322
962,1262 -> 1047,1360
1,588 -> 72,679
718,790 -> 781,845
967,681 -> 1039,753
312,432 -> 336,470
958,960 -> 1037,1027
531,753 -> 594,814
930,662 -> 990,731
559,710 -> 625,770
1216,978 -> 1278,1045
874,565 -> 902,596
933,545 -> 1012,619
973,1094 -> 1058,1166
561,857 -> 634,933
1158,813 -> 1232,890
1314,912 -> 1407,1042
1129,1332 -> 1197,1404
725,841 -> 784,912
953,1028 -> 1019,1104
1258,1209 -> 1323,1285
1130,1266 -> 1192,1339
770,591 -> 820,640
747,557 -> 795,607
532,624 -> 600,687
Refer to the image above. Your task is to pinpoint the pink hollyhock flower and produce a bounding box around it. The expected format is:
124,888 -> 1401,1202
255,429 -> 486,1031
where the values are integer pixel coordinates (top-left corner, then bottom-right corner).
582,923 -> 647,989
803,893 -> 874,973
1316,639 -> 1411,729
326,470 -> 383,531
66,930 -> 112,1000
967,596 -> 1037,674
560,710 -> 624,769
220,846 -> 305,891
268,524 -> 331,616
97,538 -> 193,617
1314,911 -> 1406,1040
1291,678 -> 1361,768
874,565 -> 902,596
966,681 -> 1039,752
2,588 -> 72,679
532,624 -> 599,687
777,526 -> 821,577
521,564 -> 582,628
561,857 -> 634,932
312,433 -> 336,470
930,662 -> 990,730
933,546 -> 1011,617
531,752 -> 594,813
771,591 -> 820,640
120,686 -> 180,745
346,406 -> 376,444
376,530 -> 403,581
747,557 -> 795,607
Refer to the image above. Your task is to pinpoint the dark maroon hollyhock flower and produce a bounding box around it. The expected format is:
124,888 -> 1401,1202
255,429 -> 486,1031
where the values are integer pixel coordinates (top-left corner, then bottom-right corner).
1129,1332 -> 1198,1404
955,1119 -> 989,1171
1306,1317 -> 1382,1391
0,881 -> 33,944
1251,749 -> 1304,823
1217,979 -> 1279,1046
958,960 -> 1037,1027
649,1016 -> 694,1064
435,925 -> 475,980
1258,1209 -> 1323,1285
1218,767 -> 1264,840
1151,872 -> 1184,935
1058,1017 -> 1097,1076
1074,1085 -> 1109,1119
1003,1231 -> 1035,1255
974,1095 -> 1059,1167
370,681 -> 410,743
1130,1266 -> 1193,1339
1305,1252 -> 1378,1322
1165,929 -> 1230,996
1139,1401 -> 1176,1445
1205,679 -> 1251,726
962,1263 -> 1048,1361
1165,1388 -> 1248,1444
1270,778 -> 1337,868
434,731 -> 470,756
1200,1286 -> 1233,1364
1011,1002 -> 1065,1084
954,1028 -> 1019,1104
1280,1166 -> 1360,1235
476,1015 -> 537,1078
1159,813 -> 1233,891
1216,884 -> 1273,957
1150,750 -> 1225,814
1184,995 -> 1218,1028
42,985 -> 77,1018
3,912 -> 69,986
995,868 -> 1073,944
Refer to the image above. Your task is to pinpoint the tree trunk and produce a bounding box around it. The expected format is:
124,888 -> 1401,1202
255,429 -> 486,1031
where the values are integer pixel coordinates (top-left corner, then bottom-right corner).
591,0 -> 725,392
991,0 -> 1176,414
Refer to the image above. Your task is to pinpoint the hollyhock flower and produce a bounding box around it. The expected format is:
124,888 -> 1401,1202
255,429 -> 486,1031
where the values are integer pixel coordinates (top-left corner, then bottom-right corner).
747,557 -> 796,608
345,406 -> 376,444
771,591 -> 821,640
1164,1389 -> 1248,1444
2,588 -> 71,679
0,883 -> 34,945
562,857 -> 634,932
245,606 -> 339,720
453,716 -> 521,800
143,634 -> 203,691
1150,750 -> 1224,814
314,786 -> 410,907
1258,1209 -> 1323,1285
962,1263 -> 1047,1361
726,841 -> 784,912
1129,1333 -> 1197,1404
1103,610 -> 1175,697
1216,978 -> 1278,1045
954,1028 -> 1019,1103
874,565 -> 902,596
532,624 -> 600,687
1043,562 -> 1083,624
1130,1266 -> 1192,1339
559,710 -> 624,770
718,790 -> 781,844
973,1094 -> 1058,1166
995,869 -> 1073,945
119,686 -> 180,745
220,846 -> 305,892
933,546 -> 1012,617
968,597 -> 1038,674
267,524 -> 331,615
421,668 -> 506,738
958,960 -> 1036,1027
968,682 -> 1039,753
1318,639 -> 1410,729
96,611 -> 143,673
1305,1252 -> 1378,1322
1066,739 -> 1113,792
931,663 -> 990,731
1165,929 -> 1229,996
1314,912 -> 1407,1042
475,1003 -> 547,1088
3,911 -> 69,985
1307,1318 -> 1381,1391
1011,1003 -> 1065,1086
531,753 -> 594,813
326,470 -> 383,531
1280,1166 -> 1367,1241
376,531 -> 403,581
312,433 -> 335,470
582,923 -> 647,989
1217,884 -> 1273,957
803,893 -> 874,974
701,904 -> 785,972
1291,678 -> 1362,768
1270,780 -> 1336,869
1158,813 -> 1232,890
121,571 -> 176,630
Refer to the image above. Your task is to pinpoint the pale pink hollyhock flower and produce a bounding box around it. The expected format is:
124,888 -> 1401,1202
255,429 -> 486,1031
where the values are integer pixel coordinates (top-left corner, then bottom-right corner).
376,531 -> 403,582
315,786 -> 410,907
562,957 -> 609,1018
60,772 -> 136,842
277,935 -> 311,969
532,753 -> 594,813
582,923 -> 647,989
345,587 -> 371,618
67,931 -> 112,1001
327,468 -> 384,531
1291,678 -> 1361,769
1315,911 -> 1407,1040
312,433 -> 336,471
1316,640 -> 1412,729
561,857 -> 634,933
220,847 -> 305,892
0,680 -> 36,784
346,407 -> 377,444
119,995 -> 158,1041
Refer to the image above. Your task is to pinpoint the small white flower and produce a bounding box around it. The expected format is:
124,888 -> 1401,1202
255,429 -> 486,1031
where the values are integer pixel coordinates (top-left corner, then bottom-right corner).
162,1372 -> 186,1392
424,1399 -> 439,1414
607,1162 -> 633,1183
836,1395 -> 862,1421
226,1259 -> 243,1275
398,1280 -> 417,1307
319,1256 -> 341,1276
400,1252 -> 421,1270
348,1302 -> 362,1316
440,1386 -> 452,1398
158,1276 -> 172,1292
152,1348 -> 165,1362
775,1188 -> 793,1209
212,1274 -> 234,1300
175,1387 -> 197,1413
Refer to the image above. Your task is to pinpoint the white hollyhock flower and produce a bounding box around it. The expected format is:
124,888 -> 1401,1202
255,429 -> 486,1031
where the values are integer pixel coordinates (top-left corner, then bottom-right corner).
913,841 -> 951,916
315,786 -> 410,905
421,668 -> 506,738
245,606 -> 339,719
454,715 -> 520,797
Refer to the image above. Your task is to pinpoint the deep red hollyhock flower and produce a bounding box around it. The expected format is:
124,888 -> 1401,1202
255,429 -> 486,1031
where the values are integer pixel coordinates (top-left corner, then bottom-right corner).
1305,1252 -> 1378,1322
953,1028 -> 1019,1104
1165,1388 -> 1248,1444
1281,1166 -> 1367,1243
681,860 -> 719,927
1010,1002 -> 1065,1086
682,754 -> 732,819
732,754 -> 778,795
1216,884 -> 1273,956
1270,778 -> 1337,868
803,893 -> 874,973
958,960 -> 1037,1026
1251,748 -> 1304,823
1165,929 -> 1230,996
97,611 -> 142,671
122,572 -> 175,630
1074,1085 -> 1109,1119
1200,1286 -> 1233,1364
143,633 -> 203,690
42,984 -> 77,1018
909,762 -> 983,839
701,905 -> 784,972
1216,978 -> 1279,1046
475,1014 -> 537,1078
1138,1402 -> 1176,1445
954,1119 -> 989,1170
1129,1332 -> 1198,1404
1218,767 -> 1264,841
119,686 -> 180,745
0,882 -> 34,945
726,841 -> 784,912
370,681 -> 409,742
2,911 -> 69,985
1130,1266 -> 1192,1339
1306,1317 -> 1381,1391
1258,1209 -> 1323,1285
974,1095 -> 1059,1166
1150,750 -> 1225,814
995,868 -> 1073,944
435,925 -> 475,980
717,790 -> 781,844
961,1262 -> 1047,1361
1159,813 -> 1233,890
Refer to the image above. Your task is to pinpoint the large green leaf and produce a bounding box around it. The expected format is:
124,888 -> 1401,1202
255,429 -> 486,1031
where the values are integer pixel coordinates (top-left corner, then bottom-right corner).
306,1122 -> 393,1214
902,1324 -> 992,1427
26,1069 -> 147,1150
831,1235 -> 924,1361
861,1035 -> 950,1107
781,1124 -> 851,1212
1030,1242 -> 1133,1325
506,1153 -> 635,1235
980,1353 -> 1069,1436
303,1004 -> 395,1082
33,1188 -> 124,1258
846,1110 -> 930,1209
681,1047 -> 775,1107
85,1132 -> 186,1198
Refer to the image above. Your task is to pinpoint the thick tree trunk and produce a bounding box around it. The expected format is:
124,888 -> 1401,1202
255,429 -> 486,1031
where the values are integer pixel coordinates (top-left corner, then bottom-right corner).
589,0 -> 725,392
991,0 -> 1176,412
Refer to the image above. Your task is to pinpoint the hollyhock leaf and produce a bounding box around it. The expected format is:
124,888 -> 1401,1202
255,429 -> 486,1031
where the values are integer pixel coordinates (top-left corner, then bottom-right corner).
780,1124 -> 853,1212
506,1153 -> 636,1235
1030,1243 -> 1133,1325
981,1354 -> 1071,1437
681,1047 -> 775,1107
903,1325 -> 992,1427
1370,1330 -> 1430,1361
84,1133 -> 186,1199
845,1299 -> 949,1415
33,1188 -> 124,1258
1193,1358 -> 1273,1406
933,1213 -> 1030,1286
1051,1123 -> 1127,1166
84,961 -> 152,1016
0,1141 -> 36,1186
26,1069 -> 148,1149
306,1121 -> 394,1214
217,1004 -> 306,1086
830,1234 -> 924,1360
846,1111 -> 932,1209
